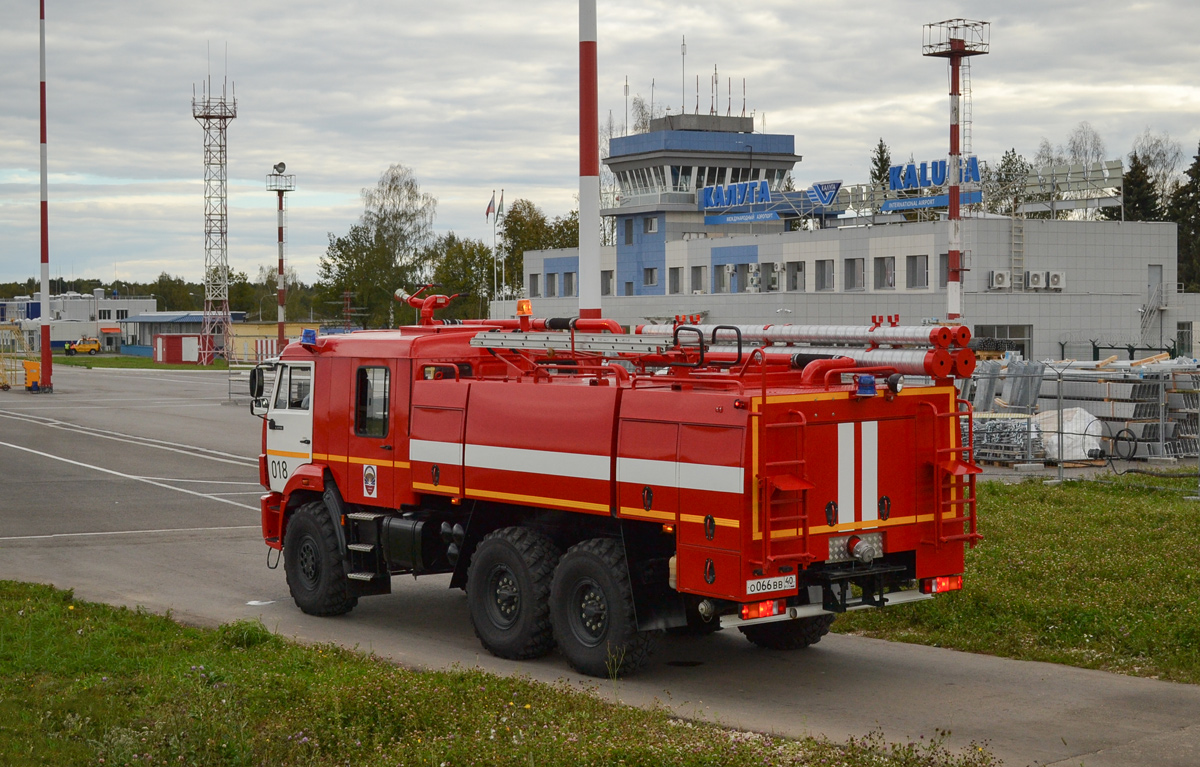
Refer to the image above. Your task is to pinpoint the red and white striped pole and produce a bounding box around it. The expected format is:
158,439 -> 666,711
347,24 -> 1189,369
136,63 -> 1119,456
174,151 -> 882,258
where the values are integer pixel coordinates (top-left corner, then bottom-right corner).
38,0 -> 53,391
276,190 -> 285,346
946,38 -> 965,321
577,0 -> 601,319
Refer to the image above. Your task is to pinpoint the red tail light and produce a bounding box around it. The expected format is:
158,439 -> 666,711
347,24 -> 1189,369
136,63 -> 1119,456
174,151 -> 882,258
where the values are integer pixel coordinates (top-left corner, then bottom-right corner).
920,575 -> 963,594
739,599 -> 785,620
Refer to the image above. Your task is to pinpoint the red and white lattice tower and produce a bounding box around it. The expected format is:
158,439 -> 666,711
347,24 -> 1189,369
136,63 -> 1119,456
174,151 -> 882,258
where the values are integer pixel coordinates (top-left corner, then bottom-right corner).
266,164 -> 295,348
923,19 -> 989,321
37,0 -> 53,391
192,77 -> 237,364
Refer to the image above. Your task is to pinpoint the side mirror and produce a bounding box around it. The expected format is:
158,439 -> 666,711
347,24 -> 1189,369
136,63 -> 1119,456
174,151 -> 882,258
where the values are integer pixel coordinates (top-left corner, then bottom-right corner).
249,367 -> 265,398
250,396 -> 269,417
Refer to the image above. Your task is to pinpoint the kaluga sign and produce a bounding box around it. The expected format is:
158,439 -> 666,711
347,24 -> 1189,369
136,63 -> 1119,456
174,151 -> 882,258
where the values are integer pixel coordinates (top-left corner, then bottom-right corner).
702,180 -> 772,209
889,157 -> 980,192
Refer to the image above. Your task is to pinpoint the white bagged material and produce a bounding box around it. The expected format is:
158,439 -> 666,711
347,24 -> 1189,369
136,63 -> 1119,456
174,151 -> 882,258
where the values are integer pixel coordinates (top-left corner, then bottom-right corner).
1033,407 -> 1103,461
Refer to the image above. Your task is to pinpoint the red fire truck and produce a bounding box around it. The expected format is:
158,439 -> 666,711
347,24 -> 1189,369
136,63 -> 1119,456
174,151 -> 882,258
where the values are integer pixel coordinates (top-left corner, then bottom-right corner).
251,287 -> 980,677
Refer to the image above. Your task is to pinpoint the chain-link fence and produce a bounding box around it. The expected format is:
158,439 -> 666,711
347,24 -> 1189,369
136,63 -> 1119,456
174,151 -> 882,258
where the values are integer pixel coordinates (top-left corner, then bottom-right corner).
963,359 -> 1200,464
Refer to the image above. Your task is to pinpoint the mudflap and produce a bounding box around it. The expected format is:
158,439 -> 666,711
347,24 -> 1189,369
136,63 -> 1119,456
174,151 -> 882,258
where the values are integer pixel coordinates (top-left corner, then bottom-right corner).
621,518 -> 687,631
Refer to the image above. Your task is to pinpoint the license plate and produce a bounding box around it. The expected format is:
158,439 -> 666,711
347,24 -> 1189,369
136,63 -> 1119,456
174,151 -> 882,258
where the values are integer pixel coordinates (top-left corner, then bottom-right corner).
746,575 -> 796,595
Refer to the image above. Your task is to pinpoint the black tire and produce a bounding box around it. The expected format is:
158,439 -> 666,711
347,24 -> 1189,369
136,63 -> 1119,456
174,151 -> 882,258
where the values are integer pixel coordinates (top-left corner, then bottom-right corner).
282,501 -> 357,616
739,614 -> 835,650
466,527 -> 561,660
87,349 -> 97,355
550,538 -> 660,677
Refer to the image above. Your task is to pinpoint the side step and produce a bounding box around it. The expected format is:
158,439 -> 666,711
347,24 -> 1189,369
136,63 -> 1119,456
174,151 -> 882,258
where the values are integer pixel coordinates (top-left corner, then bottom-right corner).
344,511 -> 391,597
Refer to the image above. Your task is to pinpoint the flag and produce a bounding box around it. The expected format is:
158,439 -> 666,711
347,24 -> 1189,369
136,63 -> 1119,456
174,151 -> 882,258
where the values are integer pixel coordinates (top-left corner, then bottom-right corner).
497,189 -> 504,219
485,191 -> 495,220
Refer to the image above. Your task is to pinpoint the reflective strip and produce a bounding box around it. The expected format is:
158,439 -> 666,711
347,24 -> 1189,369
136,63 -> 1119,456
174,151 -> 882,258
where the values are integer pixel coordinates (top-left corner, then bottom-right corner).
409,439 -> 463,465
861,421 -> 878,522
680,513 -> 740,528
678,462 -> 744,494
466,444 -> 609,481
469,487 -> 609,513
266,449 -> 310,460
837,422 -> 855,524
617,457 -> 677,487
619,507 -> 676,522
618,457 -> 743,493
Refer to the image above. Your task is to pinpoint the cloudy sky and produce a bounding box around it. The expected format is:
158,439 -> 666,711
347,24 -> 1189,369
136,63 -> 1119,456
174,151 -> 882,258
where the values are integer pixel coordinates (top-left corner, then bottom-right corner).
1,1 -> 1197,286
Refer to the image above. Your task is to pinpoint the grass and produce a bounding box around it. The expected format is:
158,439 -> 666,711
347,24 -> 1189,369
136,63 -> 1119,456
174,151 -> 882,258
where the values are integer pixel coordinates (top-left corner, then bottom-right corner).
0,581 -> 999,767
51,354 -> 229,370
835,473 -> 1200,683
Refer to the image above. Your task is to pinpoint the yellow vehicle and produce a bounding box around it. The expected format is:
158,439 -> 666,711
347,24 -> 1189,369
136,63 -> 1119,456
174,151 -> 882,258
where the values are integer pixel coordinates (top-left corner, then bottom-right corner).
65,337 -> 101,356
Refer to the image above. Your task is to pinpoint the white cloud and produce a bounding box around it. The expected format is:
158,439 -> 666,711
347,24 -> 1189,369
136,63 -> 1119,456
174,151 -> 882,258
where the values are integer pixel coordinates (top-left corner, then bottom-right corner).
1,0 -> 1198,283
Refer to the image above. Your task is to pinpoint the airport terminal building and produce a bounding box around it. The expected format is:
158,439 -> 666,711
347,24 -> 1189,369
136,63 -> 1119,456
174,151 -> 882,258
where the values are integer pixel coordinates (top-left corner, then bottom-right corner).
508,115 -> 1196,362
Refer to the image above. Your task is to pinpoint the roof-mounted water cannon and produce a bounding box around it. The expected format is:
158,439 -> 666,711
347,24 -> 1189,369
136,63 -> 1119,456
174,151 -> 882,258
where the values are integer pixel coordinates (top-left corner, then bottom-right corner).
395,284 -> 471,326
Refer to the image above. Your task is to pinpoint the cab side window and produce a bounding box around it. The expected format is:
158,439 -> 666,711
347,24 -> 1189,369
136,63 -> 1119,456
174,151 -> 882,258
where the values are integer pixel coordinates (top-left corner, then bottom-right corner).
355,366 -> 389,438
273,365 -> 312,410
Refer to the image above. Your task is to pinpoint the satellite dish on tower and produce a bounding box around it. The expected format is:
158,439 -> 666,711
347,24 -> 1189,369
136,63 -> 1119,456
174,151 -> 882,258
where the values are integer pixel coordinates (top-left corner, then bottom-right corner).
273,162 -> 286,174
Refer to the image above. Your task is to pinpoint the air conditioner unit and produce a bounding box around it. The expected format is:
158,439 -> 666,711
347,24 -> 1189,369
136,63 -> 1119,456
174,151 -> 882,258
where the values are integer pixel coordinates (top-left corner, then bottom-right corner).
1048,271 -> 1066,291
692,289 -> 704,295
988,270 -> 1010,290
723,264 -> 737,275
1026,270 -> 1048,290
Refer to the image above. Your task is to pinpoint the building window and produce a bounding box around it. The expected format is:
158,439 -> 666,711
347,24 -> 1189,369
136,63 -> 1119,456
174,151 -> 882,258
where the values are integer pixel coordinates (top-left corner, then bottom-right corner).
624,281 -> 634,296
601,270 -> 613,296
786,261 -> 804,291
815,260 -> 835,291
759,262 -> 776,291
1178,322 -> 1194,357
116,309 -> 129,320
643,216 -> 658,234
98,309 -> 112,320
939,253 -> 949,288
874,257 -> 896,290
563,272 -> 576,296
624,219 -> 633,245
668,267 -> 682,294
545,274 -> 557,298
974,325 -> 1032,359
354,366 -> 389,438
691,265 -> 707,294
845,259 -> 865,291
906,255 -> 929,289
643,268 -> 658,287
528,274 -> 540,298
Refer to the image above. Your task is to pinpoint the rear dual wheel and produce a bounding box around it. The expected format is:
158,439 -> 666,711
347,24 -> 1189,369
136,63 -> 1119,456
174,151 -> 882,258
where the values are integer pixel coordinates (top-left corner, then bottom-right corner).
739,613 -> 834,650
550,538 -> 660,678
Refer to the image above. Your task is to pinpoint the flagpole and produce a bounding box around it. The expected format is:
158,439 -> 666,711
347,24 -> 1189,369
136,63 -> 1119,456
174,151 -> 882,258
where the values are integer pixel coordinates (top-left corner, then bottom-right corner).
499,189 -> 505,294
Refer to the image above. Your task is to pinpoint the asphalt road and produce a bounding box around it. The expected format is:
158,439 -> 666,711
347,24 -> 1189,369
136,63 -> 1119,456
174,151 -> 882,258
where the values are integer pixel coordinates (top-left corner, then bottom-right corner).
1,366 -> 1197,767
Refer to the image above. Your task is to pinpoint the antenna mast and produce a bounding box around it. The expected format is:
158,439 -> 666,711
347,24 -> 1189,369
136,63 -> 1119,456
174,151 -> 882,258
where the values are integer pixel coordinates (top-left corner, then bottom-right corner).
681,35 -> 686,114
192,61 -> 237,364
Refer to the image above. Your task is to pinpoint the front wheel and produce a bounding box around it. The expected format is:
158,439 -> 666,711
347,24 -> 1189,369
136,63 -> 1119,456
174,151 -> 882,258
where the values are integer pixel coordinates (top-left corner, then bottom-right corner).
739,614 -> 834,650
282,501 -> 357,616
550,538 -> 660,677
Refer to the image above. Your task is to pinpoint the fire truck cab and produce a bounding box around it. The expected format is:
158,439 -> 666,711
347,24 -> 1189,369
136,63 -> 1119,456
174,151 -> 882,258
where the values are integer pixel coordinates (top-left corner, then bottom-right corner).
251,293 -> 980,677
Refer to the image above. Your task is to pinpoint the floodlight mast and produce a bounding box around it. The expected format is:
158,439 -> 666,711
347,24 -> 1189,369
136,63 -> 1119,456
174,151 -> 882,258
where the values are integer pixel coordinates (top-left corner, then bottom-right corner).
923,19 -> 989,321
266,166 -> 295,347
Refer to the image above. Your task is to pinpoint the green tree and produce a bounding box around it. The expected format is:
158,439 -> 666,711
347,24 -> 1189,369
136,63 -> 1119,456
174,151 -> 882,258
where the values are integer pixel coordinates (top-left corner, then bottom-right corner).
1104,151 -> 1159,221
318,224 -> 398,329
981,148 -> 1031,216
429,233 -> 494,320
869,138 -> 891,186
1168,143 -> 1200,290
318,163 -> 438,327
496,200 -> 579,298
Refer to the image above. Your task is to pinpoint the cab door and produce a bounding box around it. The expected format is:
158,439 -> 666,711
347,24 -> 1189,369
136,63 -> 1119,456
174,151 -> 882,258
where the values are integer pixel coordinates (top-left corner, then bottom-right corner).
265,362 -> 314,492
344,362 -> 397,506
